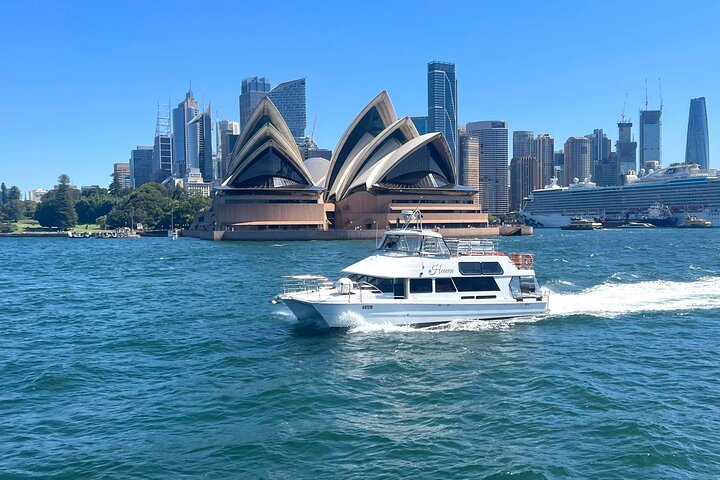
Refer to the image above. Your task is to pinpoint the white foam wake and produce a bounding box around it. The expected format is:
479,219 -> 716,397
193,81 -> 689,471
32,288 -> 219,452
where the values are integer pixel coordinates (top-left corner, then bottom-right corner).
548,276 -> 720,317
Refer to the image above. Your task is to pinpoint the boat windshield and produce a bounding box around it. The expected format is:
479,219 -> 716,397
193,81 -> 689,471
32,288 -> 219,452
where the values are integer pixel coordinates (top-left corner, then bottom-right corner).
379,234 -> 450,256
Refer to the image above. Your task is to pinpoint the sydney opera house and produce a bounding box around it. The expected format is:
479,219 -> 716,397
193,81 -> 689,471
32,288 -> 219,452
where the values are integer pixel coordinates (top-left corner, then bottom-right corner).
191,92 -> 490,237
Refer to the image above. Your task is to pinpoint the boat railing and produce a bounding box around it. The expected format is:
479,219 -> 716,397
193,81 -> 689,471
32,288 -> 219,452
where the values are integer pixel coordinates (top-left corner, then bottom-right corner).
281,275 -> 333,297
509,253 -> 534,270
446,238 -> 499,256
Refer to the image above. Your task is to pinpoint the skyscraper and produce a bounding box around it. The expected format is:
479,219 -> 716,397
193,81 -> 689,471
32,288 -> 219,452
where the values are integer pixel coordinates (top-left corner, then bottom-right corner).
639,109 -> 662,169
563,136 -> 592,185
267,78 -> 307,141
113,163 -> 131,189
239,77 -> 271,132
217,120 -> 240,181
685,97 -> 709,169
187,105 -> 213,181
428,61 -> 458,162
129,146 -> 154,188
458,133 -> 480,204
616,121 -> 637,173
510,156 -> 539,211
172,89 -> 198,176
467,121 -> 509,214
411,116 -> 429,135
534,134 -> 555,187
512,131 -> 534,158
153,104 -> 173,181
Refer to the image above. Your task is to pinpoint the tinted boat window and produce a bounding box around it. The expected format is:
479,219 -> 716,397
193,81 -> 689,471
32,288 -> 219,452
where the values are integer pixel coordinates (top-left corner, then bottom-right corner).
453,277 -> 500,292
458,262 -> 504,275
434,277 -> 457,292
410,278 -> 433,293
482,262 -> 504,275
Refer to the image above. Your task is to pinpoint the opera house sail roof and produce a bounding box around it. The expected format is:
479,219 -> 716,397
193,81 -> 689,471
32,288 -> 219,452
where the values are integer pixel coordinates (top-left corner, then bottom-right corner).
221,97 -> 317,191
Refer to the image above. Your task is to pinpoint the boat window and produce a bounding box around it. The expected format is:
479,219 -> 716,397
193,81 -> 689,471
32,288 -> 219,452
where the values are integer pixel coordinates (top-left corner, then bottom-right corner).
434,277 -> 457,293
347,274 -> 393,293
410,278 -> 433,293
420,236 -> 449,256
453,276 -> 500,292
458,262 -> 504,275
510,276 -> 522,299
393,278 -> 406,299
380,234 -> 421,253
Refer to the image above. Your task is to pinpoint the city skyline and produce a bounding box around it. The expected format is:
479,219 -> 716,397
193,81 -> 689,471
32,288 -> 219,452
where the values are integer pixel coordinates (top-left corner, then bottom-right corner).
2,0 -> 719,194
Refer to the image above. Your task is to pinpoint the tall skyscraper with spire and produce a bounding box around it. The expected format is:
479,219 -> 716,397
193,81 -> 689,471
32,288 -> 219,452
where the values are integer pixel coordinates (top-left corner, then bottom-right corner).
685,97 -> 709,169
427,61 -> 458,163
172,87 -> 199,176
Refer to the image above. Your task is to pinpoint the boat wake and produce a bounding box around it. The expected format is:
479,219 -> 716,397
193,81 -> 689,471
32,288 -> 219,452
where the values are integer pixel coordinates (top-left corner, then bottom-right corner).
548,275 -> 720,317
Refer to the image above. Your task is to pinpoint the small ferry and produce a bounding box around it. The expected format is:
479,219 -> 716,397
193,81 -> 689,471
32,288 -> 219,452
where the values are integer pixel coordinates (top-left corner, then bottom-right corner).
560,217 -> 602,231
678,215 -> 712,228
273,210 -> 548,328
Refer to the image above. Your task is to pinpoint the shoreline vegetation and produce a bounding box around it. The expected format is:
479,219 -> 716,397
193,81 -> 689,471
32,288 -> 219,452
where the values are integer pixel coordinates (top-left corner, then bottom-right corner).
0,174 -> 210,237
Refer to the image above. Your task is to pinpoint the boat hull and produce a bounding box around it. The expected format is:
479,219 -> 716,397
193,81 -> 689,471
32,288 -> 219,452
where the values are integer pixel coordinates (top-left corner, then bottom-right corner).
283,297 -> 548,328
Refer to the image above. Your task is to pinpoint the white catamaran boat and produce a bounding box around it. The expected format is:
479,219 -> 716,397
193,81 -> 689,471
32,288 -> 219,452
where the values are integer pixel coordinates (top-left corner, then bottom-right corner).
273,210 -> 549,328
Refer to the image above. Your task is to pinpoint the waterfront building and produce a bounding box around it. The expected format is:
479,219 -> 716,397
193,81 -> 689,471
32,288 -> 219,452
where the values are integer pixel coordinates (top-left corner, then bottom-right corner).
513,131 -> 534,158
130,146 -> 154,188
172,90 -> 198,177
267,78 -> 306,141
510,155 -> 540,211
458,133 -> 480,204
534,134 -> 555,187
187,106 -> 213,181
685,97 -> 709,169
239,77 -> 271,132
26,188 -> 48,202
616,121 -> 637,173
639,109 -> 662,169
217,120 -> 240,181
427,61 -> 458,162
213,97 -> 328,230
563,136 -> 592,185
326,91 -> 484,229
466,121 -> 509,214
411,116 -> 429,135
113,163 -> 131,189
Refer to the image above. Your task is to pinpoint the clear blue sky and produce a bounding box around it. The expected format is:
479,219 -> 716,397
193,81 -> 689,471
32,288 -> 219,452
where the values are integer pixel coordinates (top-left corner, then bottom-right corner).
1,0 -> 718,194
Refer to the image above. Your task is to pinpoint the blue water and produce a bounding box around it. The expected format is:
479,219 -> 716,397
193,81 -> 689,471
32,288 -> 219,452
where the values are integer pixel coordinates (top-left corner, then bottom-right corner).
1,230 -> 719,479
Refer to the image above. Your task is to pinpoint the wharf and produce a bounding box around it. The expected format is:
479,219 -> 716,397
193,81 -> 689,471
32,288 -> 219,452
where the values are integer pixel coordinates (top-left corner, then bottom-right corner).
183,226 -> 533,241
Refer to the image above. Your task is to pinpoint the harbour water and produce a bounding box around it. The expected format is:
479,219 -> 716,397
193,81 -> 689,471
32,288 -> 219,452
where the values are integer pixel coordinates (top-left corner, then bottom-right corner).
1,230 -> 719,479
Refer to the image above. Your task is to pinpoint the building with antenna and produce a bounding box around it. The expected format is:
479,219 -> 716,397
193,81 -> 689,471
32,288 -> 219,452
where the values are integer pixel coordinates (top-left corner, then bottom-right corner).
685,97 -> 709,169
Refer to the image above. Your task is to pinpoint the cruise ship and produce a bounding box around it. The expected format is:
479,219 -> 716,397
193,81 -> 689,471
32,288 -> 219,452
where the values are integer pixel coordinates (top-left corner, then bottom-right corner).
520,163 -> 720,228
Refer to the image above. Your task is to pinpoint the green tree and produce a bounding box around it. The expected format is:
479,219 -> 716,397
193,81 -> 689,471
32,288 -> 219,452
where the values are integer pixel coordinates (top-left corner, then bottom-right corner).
2,186 -> 23,221
107,183 -> 170,229
0,182 -> 6,204
22,200 -> 37,218
35,175 -> 78,229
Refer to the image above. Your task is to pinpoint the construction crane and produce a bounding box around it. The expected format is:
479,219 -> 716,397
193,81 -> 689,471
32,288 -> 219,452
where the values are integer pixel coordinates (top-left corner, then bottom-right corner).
620,92 -> 628,122
658,77 -> 663,111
